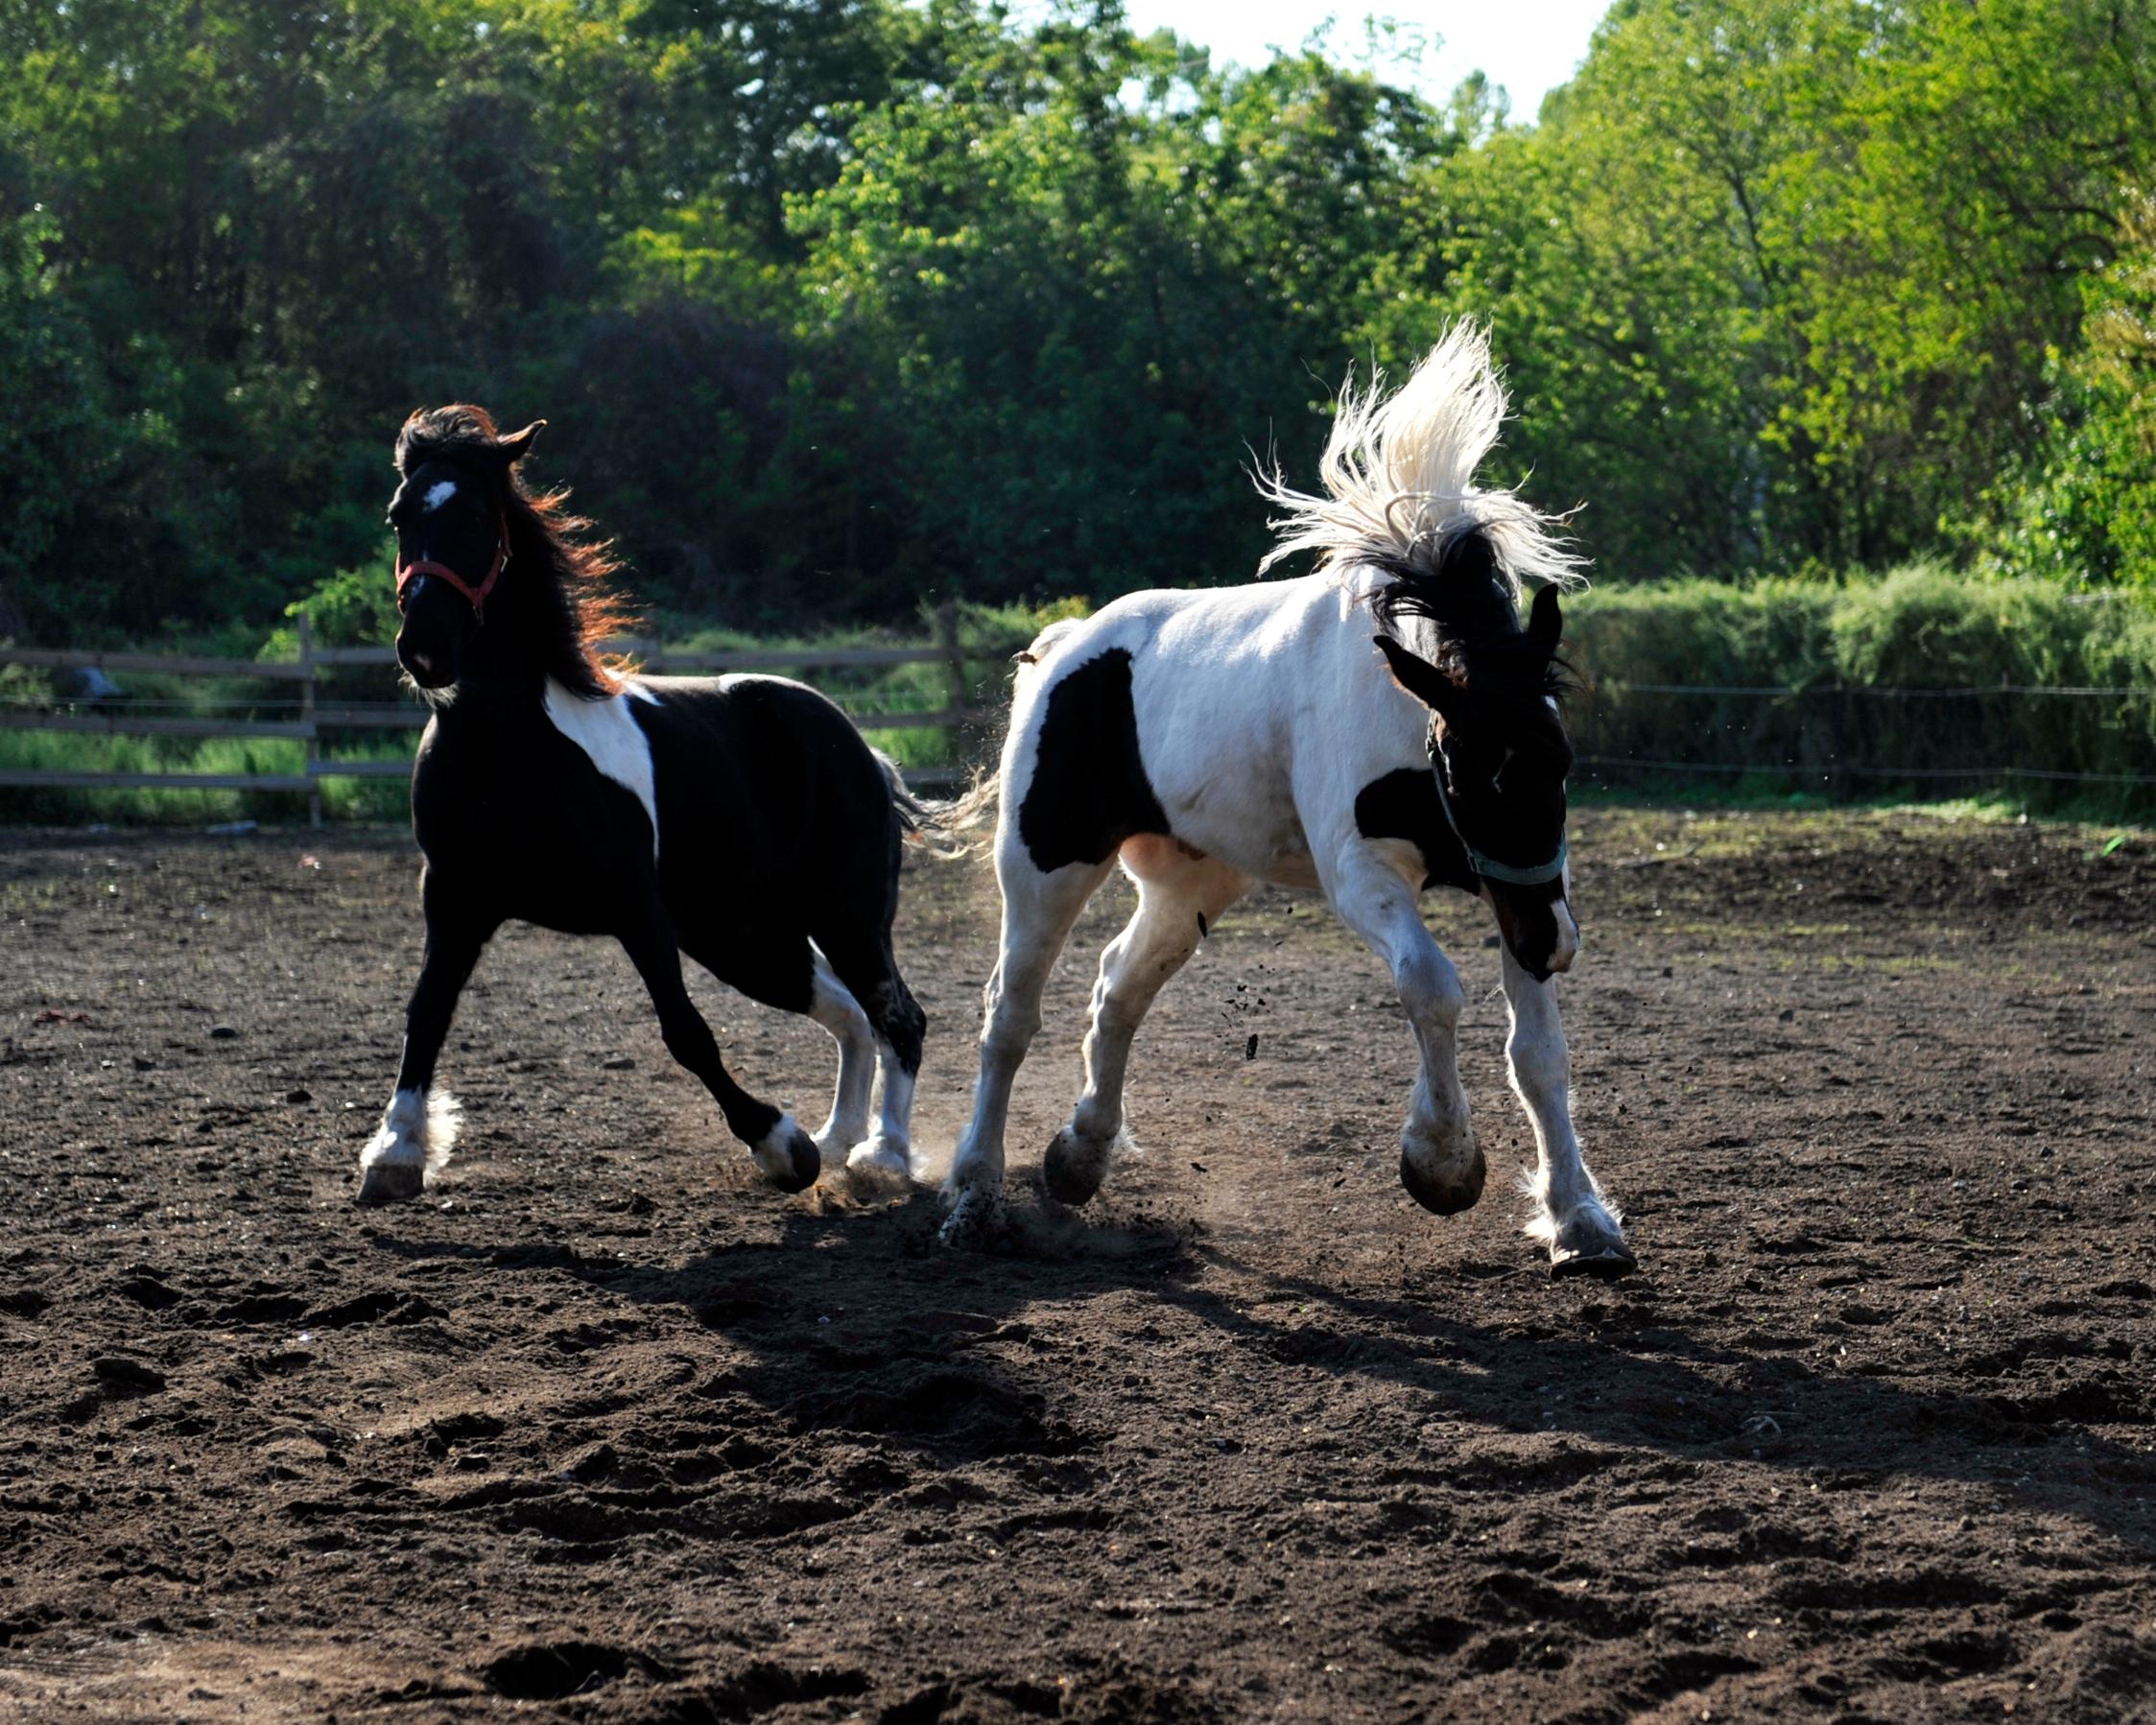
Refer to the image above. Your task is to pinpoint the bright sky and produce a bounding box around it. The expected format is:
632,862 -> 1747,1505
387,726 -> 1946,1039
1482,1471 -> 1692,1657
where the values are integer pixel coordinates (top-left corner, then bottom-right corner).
1120,1 -> 1614,120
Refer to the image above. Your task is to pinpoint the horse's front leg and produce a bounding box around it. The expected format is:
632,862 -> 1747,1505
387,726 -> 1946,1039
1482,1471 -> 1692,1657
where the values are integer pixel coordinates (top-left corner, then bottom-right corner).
358,885 -> 496,1203
618,906 -> 819,1192
1326,847 -> 1482,1215
1499,944 -> 1633,1278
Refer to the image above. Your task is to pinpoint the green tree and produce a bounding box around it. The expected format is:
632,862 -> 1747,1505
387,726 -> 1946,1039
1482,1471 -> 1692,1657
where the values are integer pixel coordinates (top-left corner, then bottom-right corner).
794,3 -> 1456,602
1992,191 -> 2156,588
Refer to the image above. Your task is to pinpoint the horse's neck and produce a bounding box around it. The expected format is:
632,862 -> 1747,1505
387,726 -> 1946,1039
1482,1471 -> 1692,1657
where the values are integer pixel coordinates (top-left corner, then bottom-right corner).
439,624 -> 552,721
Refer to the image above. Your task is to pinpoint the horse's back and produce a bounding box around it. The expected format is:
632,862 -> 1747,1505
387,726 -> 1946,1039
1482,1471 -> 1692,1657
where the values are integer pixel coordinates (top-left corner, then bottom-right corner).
1001,575 -> 1421,884
629,673 -> 903,897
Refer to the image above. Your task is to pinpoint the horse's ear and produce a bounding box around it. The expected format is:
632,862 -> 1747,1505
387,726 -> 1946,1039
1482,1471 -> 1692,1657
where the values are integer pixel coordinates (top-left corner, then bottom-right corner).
1528,581 -> 1563,652
1374,634 -> 1462,721
494,420 -> 547,465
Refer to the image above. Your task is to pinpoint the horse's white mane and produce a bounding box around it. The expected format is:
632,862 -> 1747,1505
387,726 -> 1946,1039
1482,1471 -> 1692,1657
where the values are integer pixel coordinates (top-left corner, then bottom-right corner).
1253,322 -> 1586,597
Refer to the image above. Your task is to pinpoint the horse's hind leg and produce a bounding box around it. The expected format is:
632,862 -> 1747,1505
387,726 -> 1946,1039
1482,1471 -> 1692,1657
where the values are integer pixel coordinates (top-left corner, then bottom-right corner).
622,909 -> 820,1192
815,930 -> 926,1185
944,845 -> 1115,1241
802,945 -> 879,1163
1500,944 -> 1632,1278
678,926 -> 877,1170
1046,837 -> 1248,1206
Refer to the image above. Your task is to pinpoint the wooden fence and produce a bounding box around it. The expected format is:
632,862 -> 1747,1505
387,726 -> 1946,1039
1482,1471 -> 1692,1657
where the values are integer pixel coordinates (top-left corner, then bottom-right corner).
0,602 -> 1015,826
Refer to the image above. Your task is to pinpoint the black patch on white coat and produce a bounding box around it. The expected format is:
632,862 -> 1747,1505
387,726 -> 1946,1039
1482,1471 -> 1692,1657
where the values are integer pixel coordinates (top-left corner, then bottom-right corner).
1017,650 -> 1170,873
1352,769 -> 1478,895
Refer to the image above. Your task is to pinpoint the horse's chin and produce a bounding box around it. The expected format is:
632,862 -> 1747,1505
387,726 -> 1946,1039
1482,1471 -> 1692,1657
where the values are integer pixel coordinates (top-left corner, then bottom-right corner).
395,644 -> 460,692
398,664 -> 461,705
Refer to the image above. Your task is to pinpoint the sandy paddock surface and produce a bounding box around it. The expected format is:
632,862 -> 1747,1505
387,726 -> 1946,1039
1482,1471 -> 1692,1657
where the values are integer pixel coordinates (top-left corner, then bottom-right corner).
2,807 -> 2153,1723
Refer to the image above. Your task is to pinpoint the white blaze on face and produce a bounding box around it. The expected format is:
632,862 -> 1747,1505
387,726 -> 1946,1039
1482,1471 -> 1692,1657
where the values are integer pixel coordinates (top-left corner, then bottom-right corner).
541,677 -> 662,861
423,480 -> 459,512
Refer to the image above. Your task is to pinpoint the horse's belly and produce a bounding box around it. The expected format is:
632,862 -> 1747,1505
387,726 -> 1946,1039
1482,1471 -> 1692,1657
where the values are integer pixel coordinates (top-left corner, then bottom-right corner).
1164,783 -> 1318,888
1255,850 -> 1322,890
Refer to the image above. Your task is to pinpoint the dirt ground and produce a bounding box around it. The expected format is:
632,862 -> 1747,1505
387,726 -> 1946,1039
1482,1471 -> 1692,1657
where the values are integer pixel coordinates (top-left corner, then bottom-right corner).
2,806 -> 2154,1723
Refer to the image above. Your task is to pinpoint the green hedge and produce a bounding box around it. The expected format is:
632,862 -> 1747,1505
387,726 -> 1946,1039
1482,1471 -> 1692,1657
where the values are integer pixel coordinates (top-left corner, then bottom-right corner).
1563,568 -> 2156,810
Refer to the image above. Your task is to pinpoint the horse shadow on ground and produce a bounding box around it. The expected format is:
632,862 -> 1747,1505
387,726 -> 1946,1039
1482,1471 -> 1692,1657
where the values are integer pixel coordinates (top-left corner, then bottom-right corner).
367,1183 -> 2156,1556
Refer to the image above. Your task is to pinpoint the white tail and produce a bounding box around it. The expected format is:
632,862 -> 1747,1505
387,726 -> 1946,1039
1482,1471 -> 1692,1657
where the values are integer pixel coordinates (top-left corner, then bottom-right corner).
1253,323 -> 1585,595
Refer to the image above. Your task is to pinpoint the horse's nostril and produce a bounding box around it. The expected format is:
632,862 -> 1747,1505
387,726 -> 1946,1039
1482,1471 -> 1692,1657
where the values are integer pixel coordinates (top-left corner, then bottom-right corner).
408,650 -> 436,676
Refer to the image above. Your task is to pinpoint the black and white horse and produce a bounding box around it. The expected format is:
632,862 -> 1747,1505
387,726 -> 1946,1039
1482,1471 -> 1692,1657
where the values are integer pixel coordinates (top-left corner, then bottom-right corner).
356,407 -> 925,1203
944,326 -> 1634,1276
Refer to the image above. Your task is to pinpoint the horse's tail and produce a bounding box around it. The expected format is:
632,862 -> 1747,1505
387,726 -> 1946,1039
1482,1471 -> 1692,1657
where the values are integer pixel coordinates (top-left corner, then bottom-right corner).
928,769 -> 1000,839
873,748 -> 931,837
877,748 -> 994,860
1250,321 -> 1585,598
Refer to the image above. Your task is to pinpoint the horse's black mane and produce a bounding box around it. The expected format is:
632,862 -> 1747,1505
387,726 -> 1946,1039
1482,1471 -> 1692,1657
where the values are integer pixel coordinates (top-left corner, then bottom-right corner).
396,405 -> 635,700
1366,528 -> 1577,700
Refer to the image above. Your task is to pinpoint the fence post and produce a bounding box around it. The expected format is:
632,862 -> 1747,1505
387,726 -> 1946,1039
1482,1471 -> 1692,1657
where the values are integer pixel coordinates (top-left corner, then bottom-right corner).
298,613 -> 321,830
936,599 -> 966,718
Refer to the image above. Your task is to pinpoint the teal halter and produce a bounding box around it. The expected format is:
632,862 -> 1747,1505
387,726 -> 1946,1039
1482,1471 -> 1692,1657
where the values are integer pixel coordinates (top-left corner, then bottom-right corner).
1430,757 -> 1569,887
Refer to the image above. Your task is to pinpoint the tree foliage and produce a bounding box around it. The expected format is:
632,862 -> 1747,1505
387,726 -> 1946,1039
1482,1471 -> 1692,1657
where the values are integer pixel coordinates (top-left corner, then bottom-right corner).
0,0 -> 2150,643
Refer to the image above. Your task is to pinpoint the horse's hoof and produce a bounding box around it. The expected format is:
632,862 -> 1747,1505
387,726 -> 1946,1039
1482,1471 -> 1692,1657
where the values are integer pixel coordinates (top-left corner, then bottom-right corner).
356,1161 -> 425,1204
1551,1242 -> 1637,1280
1399,1146 -> 1485,1216
1042,1126 -> 1113,1207
845,1136 -> 913,1187
939,1186 -> 1006,1248
753,1123 -> 820,1193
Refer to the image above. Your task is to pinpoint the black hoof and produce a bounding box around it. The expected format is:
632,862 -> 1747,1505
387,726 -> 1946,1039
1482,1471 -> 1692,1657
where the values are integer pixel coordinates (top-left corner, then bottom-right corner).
1042,1128 -> 1110,1207
1551,1243 -> 1638,1281
1399,1146 -> 1486,1217
356,1161 -> 425,1204
765,1128 -> 820,1193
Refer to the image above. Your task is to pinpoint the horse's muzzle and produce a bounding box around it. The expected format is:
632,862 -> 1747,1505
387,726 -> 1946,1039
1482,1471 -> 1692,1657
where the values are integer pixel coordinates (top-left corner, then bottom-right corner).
1490,886 -> 1577,981
397,642 -> 453,688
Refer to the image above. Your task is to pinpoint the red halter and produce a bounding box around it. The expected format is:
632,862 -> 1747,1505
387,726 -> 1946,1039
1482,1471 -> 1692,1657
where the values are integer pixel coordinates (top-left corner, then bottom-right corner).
395,513 -> 511,622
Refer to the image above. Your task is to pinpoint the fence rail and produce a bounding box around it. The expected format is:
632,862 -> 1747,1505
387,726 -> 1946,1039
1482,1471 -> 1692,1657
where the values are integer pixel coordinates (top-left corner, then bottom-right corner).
9,626 -> 2153,816
1569,673 -> 2156,796
0,603 -> 1018,822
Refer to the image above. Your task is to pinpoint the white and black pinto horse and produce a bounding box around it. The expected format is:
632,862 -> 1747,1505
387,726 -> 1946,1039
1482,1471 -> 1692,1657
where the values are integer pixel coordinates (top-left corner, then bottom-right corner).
944,326 -> 1634,1276
355,407 -> 925,1203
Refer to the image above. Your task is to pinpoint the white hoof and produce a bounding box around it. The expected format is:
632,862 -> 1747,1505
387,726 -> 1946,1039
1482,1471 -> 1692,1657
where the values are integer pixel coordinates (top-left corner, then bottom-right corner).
845,1136 -> 913,1185
356,1158 -> 425,1205
1521,1166 -> 1631,1276
749,1113 -> 820,1193
356,1088 -> 458,1203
